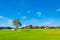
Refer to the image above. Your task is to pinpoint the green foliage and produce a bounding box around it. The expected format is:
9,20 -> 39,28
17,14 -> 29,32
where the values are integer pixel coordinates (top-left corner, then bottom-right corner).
40,26 -> 45,29
13,18 -> 22,30
48,27 -> 56,29
28,25 -> 32,28
13,19 -> 22,27
21,26 -> 60,29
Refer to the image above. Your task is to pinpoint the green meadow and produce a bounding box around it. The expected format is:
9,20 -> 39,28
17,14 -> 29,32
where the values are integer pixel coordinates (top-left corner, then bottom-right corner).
0,29 -> 60,40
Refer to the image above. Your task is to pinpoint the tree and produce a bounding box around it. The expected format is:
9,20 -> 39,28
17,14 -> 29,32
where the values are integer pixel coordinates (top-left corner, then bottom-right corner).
13,18 -> 22,31
29,25 -> 32,28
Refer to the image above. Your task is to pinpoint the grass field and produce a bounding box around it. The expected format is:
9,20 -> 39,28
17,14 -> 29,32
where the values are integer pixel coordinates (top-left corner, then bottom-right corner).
0,29 -> 60,40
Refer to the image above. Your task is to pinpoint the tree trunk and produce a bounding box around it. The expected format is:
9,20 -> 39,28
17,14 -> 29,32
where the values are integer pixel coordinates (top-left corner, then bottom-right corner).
15,26 -> 18,31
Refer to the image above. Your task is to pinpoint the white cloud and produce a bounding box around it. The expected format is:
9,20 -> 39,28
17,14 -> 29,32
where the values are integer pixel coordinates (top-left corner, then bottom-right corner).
29,19 -> 39,23
22,25 -> 27,27
0,16 -> 4,18
27,10 -> 30,14
0,16 -> 14,27
22,16 -> 27,19
56,9 -> 60,11
7,19 -> 13,26
36,12 -> 41,17
43,21 -> 52,26
24,19 -> 41,26
28,19 -> 54,26
41,19 -> 54,26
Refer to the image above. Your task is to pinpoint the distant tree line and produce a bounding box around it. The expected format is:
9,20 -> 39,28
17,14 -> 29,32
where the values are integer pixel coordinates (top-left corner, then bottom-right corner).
0,25 -> 60,30
0,27 -> 13,30
21,25 -> 60,29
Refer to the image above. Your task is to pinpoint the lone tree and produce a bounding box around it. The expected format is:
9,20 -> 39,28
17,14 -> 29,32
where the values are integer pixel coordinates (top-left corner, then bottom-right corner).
13,18 -> 22,31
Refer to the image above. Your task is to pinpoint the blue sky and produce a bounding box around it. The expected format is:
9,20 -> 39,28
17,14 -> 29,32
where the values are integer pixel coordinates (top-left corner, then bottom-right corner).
0,0 -> 60,27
